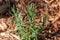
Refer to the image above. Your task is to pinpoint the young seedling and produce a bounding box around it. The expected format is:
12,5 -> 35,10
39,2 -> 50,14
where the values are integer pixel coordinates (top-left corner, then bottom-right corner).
11,3 -> 48,40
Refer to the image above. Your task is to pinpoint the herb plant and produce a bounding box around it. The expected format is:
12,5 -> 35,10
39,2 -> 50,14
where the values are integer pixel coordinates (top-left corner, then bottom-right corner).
11,3 -> 48,40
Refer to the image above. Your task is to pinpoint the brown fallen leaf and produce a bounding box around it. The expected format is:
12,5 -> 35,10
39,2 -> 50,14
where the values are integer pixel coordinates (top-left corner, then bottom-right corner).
0,18 -> 7,31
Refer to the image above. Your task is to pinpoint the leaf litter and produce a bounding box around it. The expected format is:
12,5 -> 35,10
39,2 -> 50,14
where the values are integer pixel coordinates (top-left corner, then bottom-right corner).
0,0 -> 60,40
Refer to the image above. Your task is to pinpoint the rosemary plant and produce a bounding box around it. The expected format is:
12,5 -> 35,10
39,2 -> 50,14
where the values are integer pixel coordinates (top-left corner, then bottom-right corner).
11,3 -> 48,40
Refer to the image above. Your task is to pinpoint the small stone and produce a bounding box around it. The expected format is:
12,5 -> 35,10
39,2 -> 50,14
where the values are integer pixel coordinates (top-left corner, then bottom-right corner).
49,30 -> 51,33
